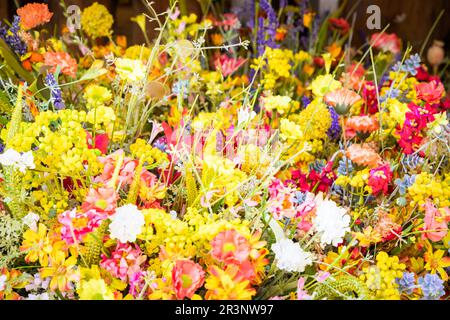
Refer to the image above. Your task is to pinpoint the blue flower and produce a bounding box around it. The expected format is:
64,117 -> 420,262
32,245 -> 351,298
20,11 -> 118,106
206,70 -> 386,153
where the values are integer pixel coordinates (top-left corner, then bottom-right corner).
0,16 -> 27,56
418,274 -> 445,300
392,54 -> 421,76
172,80 -> 189,98
396,272 -> 416,295
394,174 -> 416,196
45,73 -> 65,110
292,191 -> 306,205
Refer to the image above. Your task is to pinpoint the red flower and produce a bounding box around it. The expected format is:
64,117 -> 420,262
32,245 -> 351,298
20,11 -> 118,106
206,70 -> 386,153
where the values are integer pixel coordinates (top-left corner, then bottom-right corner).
370,33 -> 401,55
172,260 -> 205,300
415,80 -> 445,104
368,164 -> 392,196
86,131 -> 109,155
328,18 -> 350,35
361,81 -> 379,115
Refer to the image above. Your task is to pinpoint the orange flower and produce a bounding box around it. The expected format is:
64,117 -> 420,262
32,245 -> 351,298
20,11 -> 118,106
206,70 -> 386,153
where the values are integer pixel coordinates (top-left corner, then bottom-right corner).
345,115 -> 379,138
275,27 -> 288,41
44,51 -> 78,78
17,3 -> 53,30
324,88 -> 361,115
211,33 -> 224,46
325,88 -> 361,108
345,144 -> 383,168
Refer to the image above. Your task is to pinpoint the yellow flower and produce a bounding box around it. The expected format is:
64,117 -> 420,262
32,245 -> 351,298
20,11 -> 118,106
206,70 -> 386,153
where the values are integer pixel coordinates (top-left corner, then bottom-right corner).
40,251 -> 79,292
115,58 -> 146,83
81,2 -> 114,38
424,246 -> 450,281
205,265 -> 256,300
309,74 -> 342,97
280,119 -> 303,141
131,14 -> 146,34
20,223 -> 61,267
303,12 -> 315,29
295,50 -> 311,63
359,252 -> 405,299
354,226 -> 382,247
77,278 -> 115,300
124,45 -> 152,61
262,95 -> 293,115
84,84 -> 112,108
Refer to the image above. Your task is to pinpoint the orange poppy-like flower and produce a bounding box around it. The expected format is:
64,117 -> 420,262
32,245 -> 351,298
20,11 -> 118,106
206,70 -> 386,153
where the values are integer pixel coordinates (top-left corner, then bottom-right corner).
345,115 -> 379,138
44,51 -> 78,78
345,143 -> 383,168
17,3 -> 53,30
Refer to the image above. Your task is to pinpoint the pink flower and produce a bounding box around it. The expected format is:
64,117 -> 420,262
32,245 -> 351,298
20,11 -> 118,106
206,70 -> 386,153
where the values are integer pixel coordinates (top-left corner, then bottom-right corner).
296,192 -> 316,217
81,187 -> 118,215
368,164 -> 392,196
422,200 -> 449,242
415,80 -> 445,104
370,33 -> 401,54
43,51 -> 78,78
58,209 -> 107,245
172,260 -> 205,299
129,271 -> 147,298
97,150 -> 138,187
297,277 -> 312,300
214,53 -> 246,77
211,229 -> 251,264
100,243 -> 146,282
17,3 -> 53,30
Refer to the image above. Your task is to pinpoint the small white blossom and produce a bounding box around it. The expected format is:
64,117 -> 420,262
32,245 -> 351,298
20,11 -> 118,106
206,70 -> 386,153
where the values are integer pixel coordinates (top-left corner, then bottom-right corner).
109,204 -> 145,243
22,212 -> 40,231
271,239 -> 313,273
0,149 -> 35,173
26,293 -> 51,300
0,274 -> 7,291
313,200 -> 350,247
238,107 -> 256,126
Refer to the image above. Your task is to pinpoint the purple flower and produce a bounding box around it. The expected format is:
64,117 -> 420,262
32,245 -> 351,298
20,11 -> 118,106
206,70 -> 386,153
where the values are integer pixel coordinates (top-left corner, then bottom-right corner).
0,16 -> 27,56
153,137 -> 168,152
396,272 -> 416,295
256,0 -> 280,56
327,106 -> 341,140
301,96 -> 311,108
45,73 -> 65,110
418,274 -> 445,300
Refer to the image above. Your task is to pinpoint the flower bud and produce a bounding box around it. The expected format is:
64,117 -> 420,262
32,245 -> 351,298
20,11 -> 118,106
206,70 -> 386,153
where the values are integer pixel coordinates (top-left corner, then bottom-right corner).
427,40 -> 445,68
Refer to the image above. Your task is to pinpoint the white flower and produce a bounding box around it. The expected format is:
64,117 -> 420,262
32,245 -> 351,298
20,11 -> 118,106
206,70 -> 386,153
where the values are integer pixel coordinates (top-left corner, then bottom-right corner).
0,274 -> 7,291
313,200 -> 350,247
238,107 -> 256,126
0,149 -> 35,173
271,239 -> 313,273
109,204 -> 145,243
22,212 -> 40,231
26,293 -> 51,300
